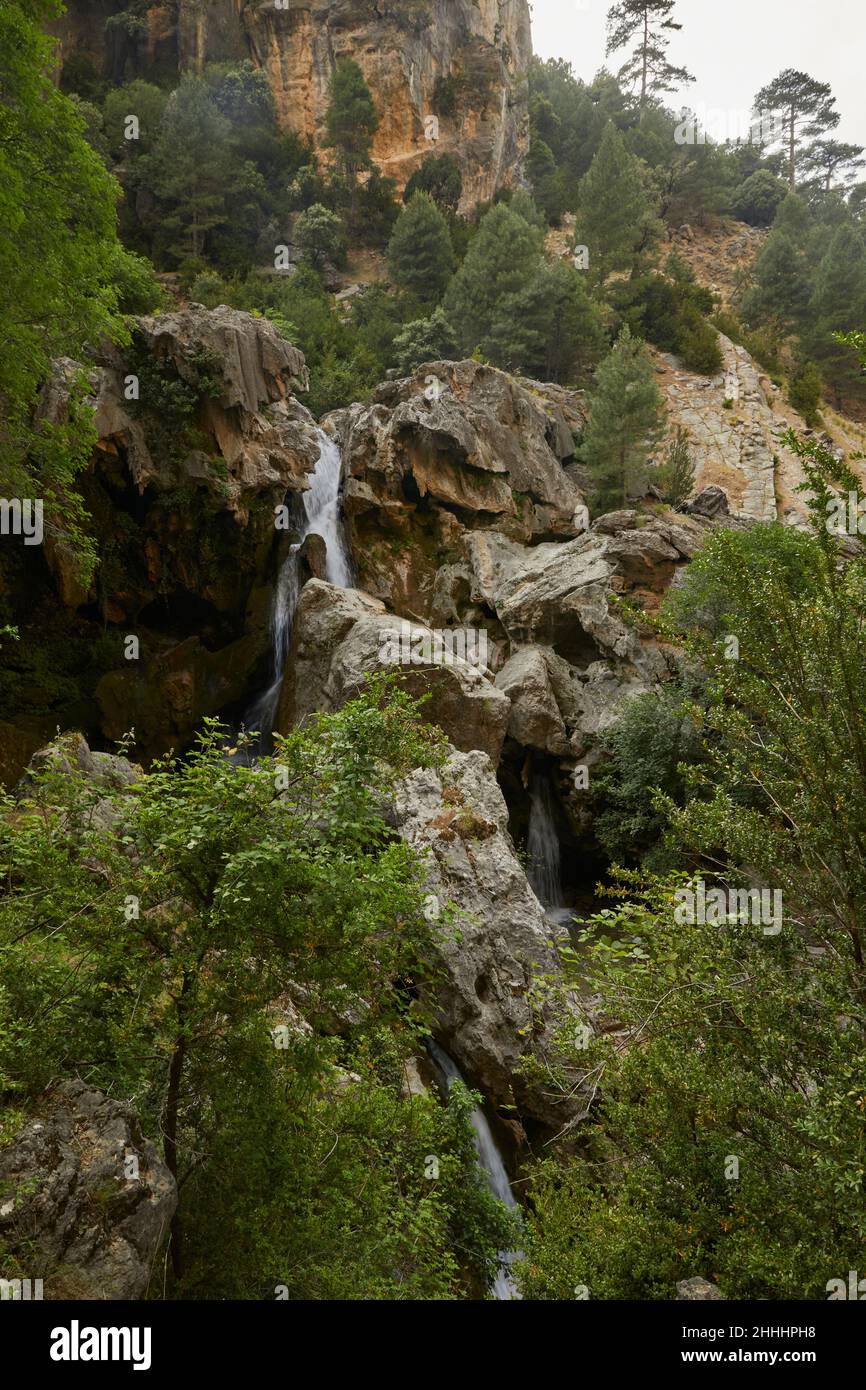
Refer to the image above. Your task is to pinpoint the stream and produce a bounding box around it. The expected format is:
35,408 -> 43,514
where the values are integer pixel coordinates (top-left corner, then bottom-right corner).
427,1040 -> 523,1301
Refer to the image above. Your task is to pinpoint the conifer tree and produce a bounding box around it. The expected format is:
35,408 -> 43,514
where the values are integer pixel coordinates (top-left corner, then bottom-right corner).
580,326 -> 665,509
444,202 -> 545,356
576,122 -> 660,288
803,224 -> 866,405
386,192 -> 454,306
800,138 -> 866,195
605,1 -> 694,124
753,70 -> 840,190
324,57 -> 379,223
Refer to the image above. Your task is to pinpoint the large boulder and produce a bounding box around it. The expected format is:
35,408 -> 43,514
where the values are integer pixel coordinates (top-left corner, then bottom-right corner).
332,361 -> 587,622
0,1082 -> 176,1300
393,748 -> 581,1126
275,580 -> 511,765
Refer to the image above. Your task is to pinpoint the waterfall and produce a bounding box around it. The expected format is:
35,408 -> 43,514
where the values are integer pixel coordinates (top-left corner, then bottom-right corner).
526,774 -> 564,910
243,428 -> 351,747
427,1040 -> 523,1301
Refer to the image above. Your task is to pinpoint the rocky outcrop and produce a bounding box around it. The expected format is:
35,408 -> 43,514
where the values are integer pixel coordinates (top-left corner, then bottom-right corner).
393,747 -> 580,1125
656,332 -> 798,521
276,579 -> 511,765
0,1082 -> 175,1300
53,1 -> 531,212
332,360 -> 587,623
1,308 -> 319,775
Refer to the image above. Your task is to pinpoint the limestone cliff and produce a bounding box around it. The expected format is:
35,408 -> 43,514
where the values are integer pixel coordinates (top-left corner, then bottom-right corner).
53,0 -> 532,210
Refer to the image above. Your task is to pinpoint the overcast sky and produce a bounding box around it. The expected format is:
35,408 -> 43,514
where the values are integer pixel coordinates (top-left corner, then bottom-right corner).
530,0 -> 866,148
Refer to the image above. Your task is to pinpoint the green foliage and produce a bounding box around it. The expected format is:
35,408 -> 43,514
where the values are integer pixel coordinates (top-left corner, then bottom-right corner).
788,358 -> 823,425
606,1 -> 695,119
576,122 -> 661,288
592,680 -> 707,869
295,203 -> 346,268
730,169 -> 788,226
616,271 -> 722,375
0,0 -> 136,580
655,424 -> 696,506
0,688 -> 517,1295
580,326 -> 666,508
392,309 -> 459,375
324,58 -> 379,181
386,194 -> 455,306
404,154 -> 463,213
753,69 -> 841,190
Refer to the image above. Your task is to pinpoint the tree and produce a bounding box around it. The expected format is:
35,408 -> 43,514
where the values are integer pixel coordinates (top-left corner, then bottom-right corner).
444,203 -> 545,356
392,309 -> 459,375
386,193 -> 454,306
521,479 -> 866,1299
605,0 -> 694,124
753,70 -> 840,190
141,77 -> 236,261
580,326 -> 665,509
803,223 -> 866,405
103,79 -> 167,160
295,203 -> 346,269
403,154 -> 463,213
0,0 -> 148,579
484,260 -> 605,383
324,58 -> 379,195
800,138 -> 866,195
655,423 -> 695,506
730,169 -> 787,226
788,358 -> 823,425
741,228 -> 813,334
0,687 -> 516,1297
576,122 -> 660,288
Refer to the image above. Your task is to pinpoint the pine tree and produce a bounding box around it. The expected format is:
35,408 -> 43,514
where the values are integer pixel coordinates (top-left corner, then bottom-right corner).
576,122 -> 660,288
143,77 -> 234,260
324,58 -> 379,183
580,326 -> 665,510
444,203 -> 545,356
605,1 -> 694,124
753,70 -> 840,190
800,139 -> 866,195
386,192 -> 454,306
741,226 -> 813,333
392,308 -> 458,376
803,224 -> 866,406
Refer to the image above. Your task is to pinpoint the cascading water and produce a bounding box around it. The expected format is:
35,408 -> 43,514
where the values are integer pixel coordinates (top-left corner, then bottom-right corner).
243,428 -> 351,747
427,1040 -> 523,1301
526,774 -> 565,911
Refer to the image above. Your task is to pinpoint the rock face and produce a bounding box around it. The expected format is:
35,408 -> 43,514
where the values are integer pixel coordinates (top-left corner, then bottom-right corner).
276,579 -> 511,765
52,1 -> 532,212
1,308 -> 319,777
0,1082 -> 176,1300
393,747 -> 578,1125
656,332 -> 797,521
333,360 -> 587,624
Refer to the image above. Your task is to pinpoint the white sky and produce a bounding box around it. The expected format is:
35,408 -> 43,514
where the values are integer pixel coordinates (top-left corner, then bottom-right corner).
529,0 -> 866,148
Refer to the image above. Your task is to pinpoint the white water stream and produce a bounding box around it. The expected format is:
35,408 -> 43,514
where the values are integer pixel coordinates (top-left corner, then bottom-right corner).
243,429 -> 351,745
427,1040 -> 523,1301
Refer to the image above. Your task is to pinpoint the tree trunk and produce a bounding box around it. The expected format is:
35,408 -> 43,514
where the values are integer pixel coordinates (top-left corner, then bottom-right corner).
639,9 -> 649,125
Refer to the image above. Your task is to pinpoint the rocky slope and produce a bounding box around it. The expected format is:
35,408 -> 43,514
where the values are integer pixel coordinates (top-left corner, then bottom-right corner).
52,0 -> 531,210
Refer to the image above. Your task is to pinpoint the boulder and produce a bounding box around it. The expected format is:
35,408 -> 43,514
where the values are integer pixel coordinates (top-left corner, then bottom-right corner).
0,1082 -> 176,1300
393,748 -> 580,1125
676,1276 -> 725,1301
275,580 -> 511,766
